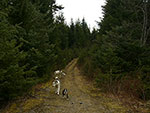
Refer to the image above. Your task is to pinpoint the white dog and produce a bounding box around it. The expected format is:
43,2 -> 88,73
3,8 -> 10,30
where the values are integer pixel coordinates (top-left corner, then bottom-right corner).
52,77 -> 60,95
54,70 -> 62,75
54,70 -> 66,78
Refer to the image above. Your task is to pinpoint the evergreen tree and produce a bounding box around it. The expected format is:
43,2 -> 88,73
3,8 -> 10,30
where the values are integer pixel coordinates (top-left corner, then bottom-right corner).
0,1 -> 34,101
0,0 -> 65,103
78,0 -> 150,100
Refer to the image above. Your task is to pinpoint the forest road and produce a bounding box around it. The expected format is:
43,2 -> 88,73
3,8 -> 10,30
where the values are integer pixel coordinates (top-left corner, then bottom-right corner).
2,59 -> 129,113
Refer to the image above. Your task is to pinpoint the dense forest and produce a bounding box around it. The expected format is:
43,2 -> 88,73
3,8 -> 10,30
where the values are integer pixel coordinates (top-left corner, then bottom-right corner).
0,0 -> 150,108
78,0 -> 150,100
0,0 -> 91,105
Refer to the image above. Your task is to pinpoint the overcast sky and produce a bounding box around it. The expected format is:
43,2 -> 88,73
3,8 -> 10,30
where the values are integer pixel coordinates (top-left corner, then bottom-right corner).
56,0 -> 106,29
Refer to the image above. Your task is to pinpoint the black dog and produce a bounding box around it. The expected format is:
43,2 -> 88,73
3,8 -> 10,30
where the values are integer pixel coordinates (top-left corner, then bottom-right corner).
62,88 -> 69,99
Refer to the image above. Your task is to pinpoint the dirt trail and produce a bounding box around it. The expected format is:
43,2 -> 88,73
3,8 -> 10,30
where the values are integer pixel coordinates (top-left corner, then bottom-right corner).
1,59 -> 130,113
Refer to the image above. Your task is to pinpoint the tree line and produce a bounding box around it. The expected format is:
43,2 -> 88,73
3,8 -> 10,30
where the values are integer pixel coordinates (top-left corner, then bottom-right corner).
78,0 -> 150,100
0,0 -> 91,105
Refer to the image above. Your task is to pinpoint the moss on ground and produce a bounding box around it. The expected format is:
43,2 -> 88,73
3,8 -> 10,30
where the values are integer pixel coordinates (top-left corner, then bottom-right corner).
22,98 -> 44,112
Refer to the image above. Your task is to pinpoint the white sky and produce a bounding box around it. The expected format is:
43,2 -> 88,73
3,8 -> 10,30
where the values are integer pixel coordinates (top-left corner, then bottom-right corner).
56,0 -> 106,29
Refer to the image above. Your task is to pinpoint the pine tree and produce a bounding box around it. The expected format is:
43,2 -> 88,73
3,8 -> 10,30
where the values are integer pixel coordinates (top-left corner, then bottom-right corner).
0,1 -> 34,101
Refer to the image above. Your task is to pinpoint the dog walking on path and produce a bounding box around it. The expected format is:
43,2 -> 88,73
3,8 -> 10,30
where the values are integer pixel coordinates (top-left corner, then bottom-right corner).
62,88 -> 69,99
54,70 -> 66,79
52,77 -> 60,95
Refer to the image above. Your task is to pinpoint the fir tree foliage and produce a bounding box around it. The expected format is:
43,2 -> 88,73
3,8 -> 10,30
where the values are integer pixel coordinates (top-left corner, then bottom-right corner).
79,0 -> 150,100
0,0 -> 92,104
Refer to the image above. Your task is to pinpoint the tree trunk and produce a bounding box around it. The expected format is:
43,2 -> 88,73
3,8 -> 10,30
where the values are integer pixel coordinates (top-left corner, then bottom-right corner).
141,1 -> 149,46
